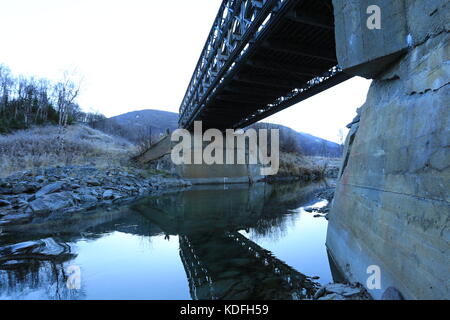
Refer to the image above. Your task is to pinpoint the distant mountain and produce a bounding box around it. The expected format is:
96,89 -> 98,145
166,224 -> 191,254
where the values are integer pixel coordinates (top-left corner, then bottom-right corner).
110,109 -> 179,132
90,109 -> 179,143
91,109 -> 342,157
251,122 -> 342,157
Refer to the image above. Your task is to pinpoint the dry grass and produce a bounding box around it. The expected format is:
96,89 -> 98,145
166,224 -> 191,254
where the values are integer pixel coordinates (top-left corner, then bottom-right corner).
276,152 -> 332,180
0,125 -> 136,177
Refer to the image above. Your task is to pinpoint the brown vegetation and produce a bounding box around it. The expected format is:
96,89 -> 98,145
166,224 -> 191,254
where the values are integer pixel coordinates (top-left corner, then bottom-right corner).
0,125 -> 134,177
275,152 -> 333,181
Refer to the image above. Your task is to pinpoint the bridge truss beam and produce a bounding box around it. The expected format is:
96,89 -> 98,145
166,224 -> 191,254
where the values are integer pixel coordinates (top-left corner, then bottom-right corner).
179,0 -> 352,130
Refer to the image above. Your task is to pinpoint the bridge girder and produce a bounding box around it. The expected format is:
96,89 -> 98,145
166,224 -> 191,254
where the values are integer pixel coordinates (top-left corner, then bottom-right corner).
179,0 -> 352,130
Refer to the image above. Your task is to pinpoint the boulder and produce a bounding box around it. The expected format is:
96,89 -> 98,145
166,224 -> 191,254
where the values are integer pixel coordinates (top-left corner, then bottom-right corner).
382,287 -> 404,300
102,190 -> 115,200
78,194 -> 98,203
318,293 -> 345,300
325,283 -> 363,297
87,178 -> 101,186
75,187 -> 98,197
10,183 -> 38,195
35,181 -> 65,198
313,283 -> 369,300
29,192 -> 74,214
35,176 -> 46,183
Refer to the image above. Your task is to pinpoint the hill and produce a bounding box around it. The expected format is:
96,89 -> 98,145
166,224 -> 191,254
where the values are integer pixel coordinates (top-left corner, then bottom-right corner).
0,125 -> 133,177
251,122 -> 342,157
90,109 -> 178,144
92,109 -> 342,157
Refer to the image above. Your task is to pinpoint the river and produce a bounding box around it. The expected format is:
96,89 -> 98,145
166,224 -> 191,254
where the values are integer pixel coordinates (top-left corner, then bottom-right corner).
0,181 -> 342,300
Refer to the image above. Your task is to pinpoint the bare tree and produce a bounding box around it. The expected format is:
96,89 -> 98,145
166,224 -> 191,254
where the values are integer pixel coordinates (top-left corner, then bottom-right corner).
0,65 -> 14,114
35,78 -> 51,122
337,128 -> 345,155
0,65 -> 101,134
54,71 -> 81,127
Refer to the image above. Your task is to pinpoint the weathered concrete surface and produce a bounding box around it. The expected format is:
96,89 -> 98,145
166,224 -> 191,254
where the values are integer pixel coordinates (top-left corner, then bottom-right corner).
333,0 -> 408,78
139,132 -> 266,184
135,134 -> 172,163
333,0 -> 449,78
328,1 -> 449,299
173,140 -> 265,185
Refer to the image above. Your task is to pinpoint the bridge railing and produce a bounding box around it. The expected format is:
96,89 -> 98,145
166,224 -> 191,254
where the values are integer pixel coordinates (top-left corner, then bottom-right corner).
179,0 -> 284,128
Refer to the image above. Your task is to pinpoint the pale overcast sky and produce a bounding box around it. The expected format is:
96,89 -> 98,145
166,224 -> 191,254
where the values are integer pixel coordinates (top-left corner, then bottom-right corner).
0,0 -> 371,143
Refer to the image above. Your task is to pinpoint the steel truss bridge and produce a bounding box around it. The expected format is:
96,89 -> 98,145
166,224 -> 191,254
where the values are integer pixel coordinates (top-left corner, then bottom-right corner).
179,0 -> 352,130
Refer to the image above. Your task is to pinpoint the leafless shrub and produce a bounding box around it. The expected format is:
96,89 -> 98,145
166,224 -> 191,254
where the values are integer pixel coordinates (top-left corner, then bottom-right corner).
275,152 -> 326,181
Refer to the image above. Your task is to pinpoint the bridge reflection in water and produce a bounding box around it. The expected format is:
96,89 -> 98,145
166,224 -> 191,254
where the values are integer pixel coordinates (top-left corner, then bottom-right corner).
0,181 -> 337,300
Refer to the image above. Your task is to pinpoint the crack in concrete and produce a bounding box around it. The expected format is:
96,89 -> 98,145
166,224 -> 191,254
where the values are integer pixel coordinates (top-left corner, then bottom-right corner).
340,183 -> 450,205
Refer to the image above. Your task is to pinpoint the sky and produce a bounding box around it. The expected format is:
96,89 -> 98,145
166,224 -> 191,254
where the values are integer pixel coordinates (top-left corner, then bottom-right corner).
0,0 -> 371,143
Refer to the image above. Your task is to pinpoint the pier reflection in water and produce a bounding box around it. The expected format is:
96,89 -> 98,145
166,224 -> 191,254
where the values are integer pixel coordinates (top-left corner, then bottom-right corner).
0,181 -> 336,300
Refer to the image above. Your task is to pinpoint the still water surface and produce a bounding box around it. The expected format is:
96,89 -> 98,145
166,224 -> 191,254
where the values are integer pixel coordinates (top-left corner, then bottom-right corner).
0,181 -> 338,300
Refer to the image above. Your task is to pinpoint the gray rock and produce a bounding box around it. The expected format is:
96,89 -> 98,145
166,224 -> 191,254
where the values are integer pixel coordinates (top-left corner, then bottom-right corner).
74,193 -> 98,203
313,286 -> 326,299
102,190 -> 115,200
325,283 -> 363,297
324,283 -> 348,295
381,287 -> 404,300
342,287 -> 364,297
35,181 -> 64,198
87,178 -> 101,186
29,192 -> 74,214
11,199 -> 28,210
318,293 -> 345,300
35,176 -> 45,183
75,187 -> 100,200
10,184 -> 31,195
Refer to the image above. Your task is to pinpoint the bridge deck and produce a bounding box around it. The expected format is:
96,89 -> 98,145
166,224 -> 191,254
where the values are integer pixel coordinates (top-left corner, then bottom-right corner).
179,0 -> 352,130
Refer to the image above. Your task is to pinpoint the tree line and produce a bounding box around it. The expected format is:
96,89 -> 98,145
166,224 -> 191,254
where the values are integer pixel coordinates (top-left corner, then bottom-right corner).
0,64 -> 104,134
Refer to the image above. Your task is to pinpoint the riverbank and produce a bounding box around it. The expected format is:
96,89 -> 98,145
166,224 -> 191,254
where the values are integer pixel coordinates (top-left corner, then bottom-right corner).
0,124 -> 342,236
0,179 -> 371,300
0,162 -> 338,228
0,165 -> 191,227
0,167 -> 374,300
306,186 -> 373,300
313,283 -> 372,300
303,187 -> 336,219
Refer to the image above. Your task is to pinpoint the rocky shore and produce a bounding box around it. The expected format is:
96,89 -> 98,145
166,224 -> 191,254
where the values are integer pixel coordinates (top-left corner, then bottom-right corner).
0,165 -> 191,227
304,187 -> 335,219
304,186 -> 374,300
313,282 -> 372,300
